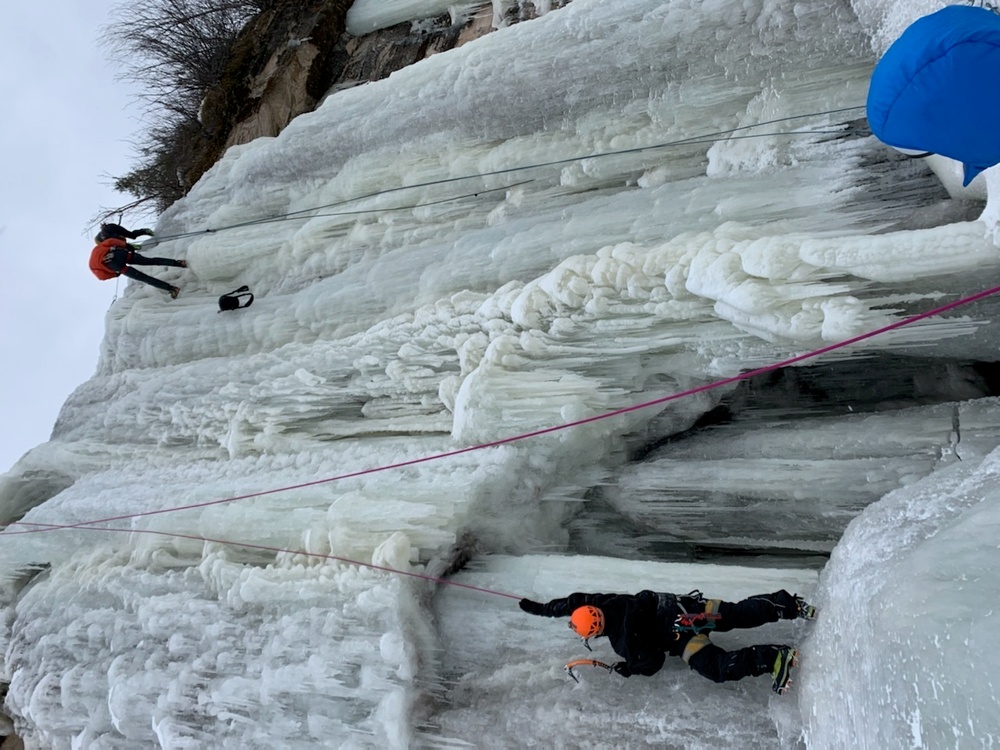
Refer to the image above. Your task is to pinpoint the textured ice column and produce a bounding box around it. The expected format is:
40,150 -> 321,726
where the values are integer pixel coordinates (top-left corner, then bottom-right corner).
3,544 -> 433,749
345,0 -> 471,35
801,439 -> 1000,746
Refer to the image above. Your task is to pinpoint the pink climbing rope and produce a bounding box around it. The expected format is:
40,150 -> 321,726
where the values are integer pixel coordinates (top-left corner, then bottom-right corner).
9,281 -> 998,536
5,282 -> 1000,598
11,519 -> 520,598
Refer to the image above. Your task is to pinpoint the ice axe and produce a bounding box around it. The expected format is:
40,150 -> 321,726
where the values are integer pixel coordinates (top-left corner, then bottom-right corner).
564,658 -> 613,682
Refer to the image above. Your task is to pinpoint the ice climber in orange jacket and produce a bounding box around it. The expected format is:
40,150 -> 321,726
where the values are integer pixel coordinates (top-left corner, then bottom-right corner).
88,223 -> 187,298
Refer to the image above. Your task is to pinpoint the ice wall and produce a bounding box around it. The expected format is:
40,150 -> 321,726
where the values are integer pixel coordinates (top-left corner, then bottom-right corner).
802,435 -> 1000,746
607,398 -> 1000,555
6,543 -> 429,748
434,555 -> 819,748
849,0 -> 947,54
2,0 -> 1000,746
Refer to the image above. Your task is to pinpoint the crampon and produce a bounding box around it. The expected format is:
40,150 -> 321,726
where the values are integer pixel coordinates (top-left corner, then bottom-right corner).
772,648 -> 798,695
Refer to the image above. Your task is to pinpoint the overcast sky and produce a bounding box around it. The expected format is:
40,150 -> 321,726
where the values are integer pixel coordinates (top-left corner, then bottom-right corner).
1,3 -> 146,472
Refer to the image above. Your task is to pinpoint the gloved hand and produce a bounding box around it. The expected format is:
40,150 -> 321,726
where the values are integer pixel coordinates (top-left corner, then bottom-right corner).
138,228 -> 155,236
612,662 -> 631,677
518,598 -> 545,615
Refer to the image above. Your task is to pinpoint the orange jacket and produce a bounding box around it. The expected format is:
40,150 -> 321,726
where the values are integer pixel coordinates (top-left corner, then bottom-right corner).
89,238 -> 130,280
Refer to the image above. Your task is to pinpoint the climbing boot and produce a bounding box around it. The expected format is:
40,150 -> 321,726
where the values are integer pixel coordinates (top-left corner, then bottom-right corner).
771,647 -> 797,694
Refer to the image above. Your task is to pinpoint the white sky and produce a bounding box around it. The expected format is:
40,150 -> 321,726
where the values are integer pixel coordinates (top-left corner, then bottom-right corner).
0,2 -> 145,472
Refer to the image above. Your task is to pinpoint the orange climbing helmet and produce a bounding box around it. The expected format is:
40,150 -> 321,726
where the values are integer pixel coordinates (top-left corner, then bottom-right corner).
568,606 -> 605,638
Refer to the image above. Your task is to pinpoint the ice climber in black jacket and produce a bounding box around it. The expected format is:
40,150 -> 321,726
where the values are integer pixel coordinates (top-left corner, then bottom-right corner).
518,588 -> 816,693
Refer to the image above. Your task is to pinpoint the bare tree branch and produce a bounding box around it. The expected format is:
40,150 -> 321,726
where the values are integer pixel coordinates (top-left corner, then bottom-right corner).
101,0 -> 274,212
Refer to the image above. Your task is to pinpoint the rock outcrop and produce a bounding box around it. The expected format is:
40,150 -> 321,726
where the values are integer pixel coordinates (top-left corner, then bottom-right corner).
184,1 -> 568,192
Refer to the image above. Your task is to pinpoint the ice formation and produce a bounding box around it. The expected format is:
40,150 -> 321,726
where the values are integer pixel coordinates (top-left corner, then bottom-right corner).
2,0 -> 999,746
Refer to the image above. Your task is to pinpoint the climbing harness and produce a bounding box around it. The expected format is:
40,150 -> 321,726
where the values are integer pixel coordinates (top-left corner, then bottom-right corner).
673,612 -> 721,639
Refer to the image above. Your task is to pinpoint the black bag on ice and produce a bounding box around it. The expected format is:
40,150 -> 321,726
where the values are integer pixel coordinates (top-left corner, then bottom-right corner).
218,285 -> 254,312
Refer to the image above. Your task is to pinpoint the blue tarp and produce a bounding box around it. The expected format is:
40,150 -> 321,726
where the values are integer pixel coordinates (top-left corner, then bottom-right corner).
866,5 -> 1000,186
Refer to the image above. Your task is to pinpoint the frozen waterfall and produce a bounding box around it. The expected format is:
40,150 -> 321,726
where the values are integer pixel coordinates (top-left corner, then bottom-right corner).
2,0 -> 999,747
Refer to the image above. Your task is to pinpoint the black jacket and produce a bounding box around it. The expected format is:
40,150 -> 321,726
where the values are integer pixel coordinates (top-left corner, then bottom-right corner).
532,591 -> 685,676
